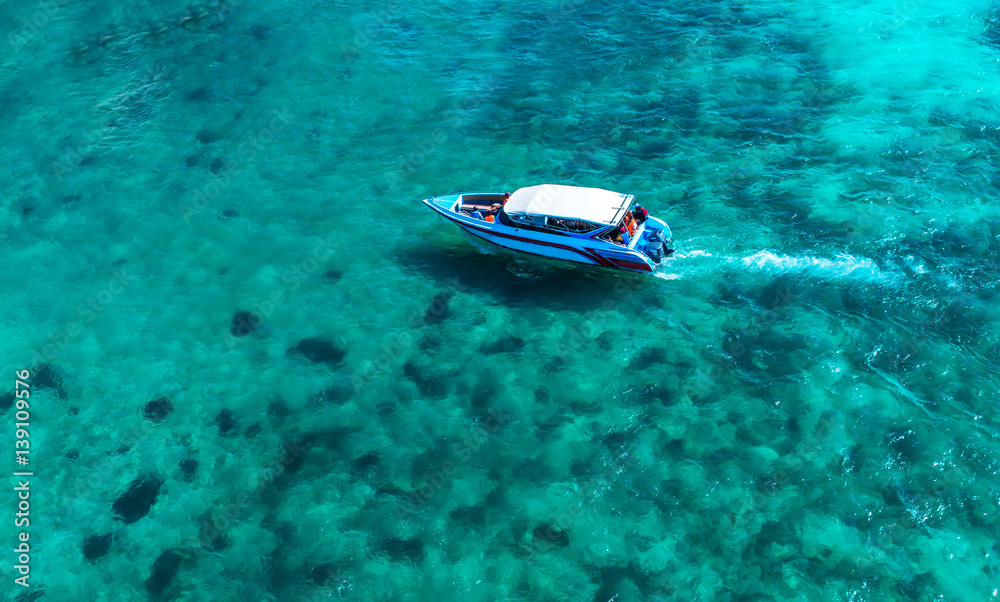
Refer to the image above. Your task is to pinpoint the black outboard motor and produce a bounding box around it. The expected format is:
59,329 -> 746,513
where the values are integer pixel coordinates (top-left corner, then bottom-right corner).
644,229 -> 666,263
643,229 -> 676,263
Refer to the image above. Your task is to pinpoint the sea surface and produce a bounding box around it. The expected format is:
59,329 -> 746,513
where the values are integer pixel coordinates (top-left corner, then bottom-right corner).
1,0 -> 1000,600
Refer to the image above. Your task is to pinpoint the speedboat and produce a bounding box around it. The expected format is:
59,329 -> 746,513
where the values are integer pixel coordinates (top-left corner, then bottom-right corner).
422,184 -> 674,273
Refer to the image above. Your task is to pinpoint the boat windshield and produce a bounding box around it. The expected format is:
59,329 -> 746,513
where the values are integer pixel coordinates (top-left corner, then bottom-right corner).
457,192 -> 509,222
544,217 -> 597,233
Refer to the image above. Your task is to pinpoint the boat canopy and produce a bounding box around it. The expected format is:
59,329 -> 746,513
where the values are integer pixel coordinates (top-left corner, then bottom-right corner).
504,184 -> 633,225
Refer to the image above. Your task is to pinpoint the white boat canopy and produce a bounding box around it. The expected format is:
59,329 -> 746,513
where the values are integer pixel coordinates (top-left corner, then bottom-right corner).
503,184 -> 633,225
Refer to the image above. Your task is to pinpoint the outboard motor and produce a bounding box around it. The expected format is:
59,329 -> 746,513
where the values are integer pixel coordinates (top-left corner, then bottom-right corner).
644,229 -> 666,263
643,229 -> 676,263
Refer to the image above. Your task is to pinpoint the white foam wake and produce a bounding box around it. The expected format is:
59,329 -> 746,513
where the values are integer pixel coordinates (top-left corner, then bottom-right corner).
652,249 -> 718,280
653,248 -> 896,285
737,251 -> 890,282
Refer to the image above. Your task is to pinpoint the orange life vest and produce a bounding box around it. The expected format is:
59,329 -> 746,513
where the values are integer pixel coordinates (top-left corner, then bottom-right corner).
625,214 -> 637,235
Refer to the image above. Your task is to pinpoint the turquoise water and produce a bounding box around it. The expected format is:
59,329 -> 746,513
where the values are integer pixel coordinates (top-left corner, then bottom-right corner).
2,0 -> 1000,599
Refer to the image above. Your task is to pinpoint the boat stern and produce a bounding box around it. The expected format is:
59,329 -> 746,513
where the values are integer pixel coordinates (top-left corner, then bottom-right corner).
630,217 -> 674,263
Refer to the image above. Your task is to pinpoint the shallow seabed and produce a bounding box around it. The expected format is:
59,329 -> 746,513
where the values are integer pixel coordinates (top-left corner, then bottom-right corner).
1,0 -> 1000,600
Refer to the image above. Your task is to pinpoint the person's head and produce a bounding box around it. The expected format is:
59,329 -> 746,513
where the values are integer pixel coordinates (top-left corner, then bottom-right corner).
490,203 -> 501,211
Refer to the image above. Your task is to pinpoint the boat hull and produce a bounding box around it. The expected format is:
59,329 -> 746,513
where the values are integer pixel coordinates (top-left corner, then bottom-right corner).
423,194 -> 661,273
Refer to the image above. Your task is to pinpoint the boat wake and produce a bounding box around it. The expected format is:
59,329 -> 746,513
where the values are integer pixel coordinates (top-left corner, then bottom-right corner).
654,249 -> 898,285
737,251 -> 891,283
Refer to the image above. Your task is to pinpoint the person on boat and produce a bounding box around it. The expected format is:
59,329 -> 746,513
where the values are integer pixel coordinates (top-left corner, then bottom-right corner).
469,203 -> 502,222
618,225 -> 630,245
632,205 -> 648,224
608,226 -> 627,245
624,213 -> 637,235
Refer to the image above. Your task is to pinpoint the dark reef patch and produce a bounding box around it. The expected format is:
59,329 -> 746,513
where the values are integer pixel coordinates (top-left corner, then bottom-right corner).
481,335 -> 526,354
113,475 -> 163,524
215,409 -> 236,435
143,397 -> 173,422
885,427 -> 924,463
312,562 -> 344,585
267,397 -> 290,425
250,24 -> 272,41
195,129 -> 217,144
418,332 -> 441,353
378,536 -> 426,562
632,383 -> 674,407
185,88 -> 211,102
402,361 -> 446,398
230,310 -> 260,336
424,291 -> 452,324
533,522 -> 570,548
351,452 -> 380,474
271,437 -> 308,476
245,422 -> 262,439
145,549 -> 183,596
632,347 -> 666,370
82,533 -> 113,561
601,431 -> 630,449
450,504 -> 488,528
589,563 -> 654,602
470,378 -> 495,409
288,337 -> 346,367
30,363 -> 67,399
179,458 -> 198,480
19,198 -> 37,217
